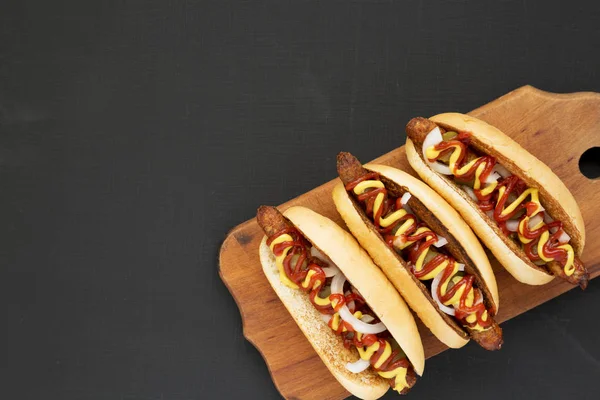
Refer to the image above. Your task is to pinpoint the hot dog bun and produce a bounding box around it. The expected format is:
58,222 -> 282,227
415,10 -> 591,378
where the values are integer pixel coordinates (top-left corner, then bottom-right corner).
406,113 -> 585,285
259,206 -> 425,399
332,164 -> 499,349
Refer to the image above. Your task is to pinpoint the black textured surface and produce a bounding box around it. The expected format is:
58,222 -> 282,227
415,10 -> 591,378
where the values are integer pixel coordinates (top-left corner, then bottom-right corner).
2,1 -> 600,399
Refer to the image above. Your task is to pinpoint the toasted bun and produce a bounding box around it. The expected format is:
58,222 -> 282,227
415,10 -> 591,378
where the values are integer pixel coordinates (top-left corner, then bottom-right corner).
333,181 -> 469,349
259,207 -> 425,399
284,206 -> 425,376
406,112 -> 584,285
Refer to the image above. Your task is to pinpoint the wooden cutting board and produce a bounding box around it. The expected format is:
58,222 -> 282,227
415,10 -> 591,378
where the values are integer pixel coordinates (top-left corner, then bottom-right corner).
219,85 -> 600,400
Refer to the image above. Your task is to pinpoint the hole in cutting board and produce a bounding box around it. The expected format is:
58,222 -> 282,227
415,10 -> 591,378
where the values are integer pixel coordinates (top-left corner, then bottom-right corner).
579,147 -> 600,179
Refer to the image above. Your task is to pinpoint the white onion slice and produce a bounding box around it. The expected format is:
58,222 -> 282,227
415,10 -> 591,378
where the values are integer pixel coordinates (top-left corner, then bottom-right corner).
462,185 -> 478,202
310,246 -> 326,260
347,300 -> 355,311
434,236 -> 448,248
506,220 -> 519,232
422,127 -> 453,175
331,273 -> 346,295
528,214 -> 544,229
558,230 -> 571,244
338,305 -> 387,334
400,192 -> 412,206
311,247 -> 340,277
493,163 -> 511,178
321,267 -> 339,278
544,213 -> 558,234
344,291 -> 355,312
431,263 -> 465,316
422,126 -> 442,151
320,313 -> 332,324
485,171 -> 502,184
310,246 -> 333,265
429,162 -> 453,175
360,314 -> 376,323
346,358 -> 371,374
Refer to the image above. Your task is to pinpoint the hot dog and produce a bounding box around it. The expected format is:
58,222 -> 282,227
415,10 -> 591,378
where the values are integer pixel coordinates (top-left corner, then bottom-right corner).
332,152 -> 502,351
405,114 -> 589,288
257,205 -> 425,398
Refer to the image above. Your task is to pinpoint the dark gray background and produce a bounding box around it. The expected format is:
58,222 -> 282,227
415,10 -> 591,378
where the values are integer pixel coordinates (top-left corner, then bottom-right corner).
1,1 -> 599,399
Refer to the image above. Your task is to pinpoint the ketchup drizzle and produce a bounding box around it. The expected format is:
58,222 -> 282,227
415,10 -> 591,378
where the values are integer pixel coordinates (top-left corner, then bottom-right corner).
432,134 -> 573,268
346,172 -> 492,329
267,226 -> 413,389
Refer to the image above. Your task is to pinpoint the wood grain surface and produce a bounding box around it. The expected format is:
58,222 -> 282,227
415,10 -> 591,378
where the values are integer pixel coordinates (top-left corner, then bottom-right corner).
219,86 -> 600,400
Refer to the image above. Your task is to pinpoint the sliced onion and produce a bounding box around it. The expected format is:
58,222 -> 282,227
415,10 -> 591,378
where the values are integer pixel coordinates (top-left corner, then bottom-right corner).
311,247 -> 340,277
544,213 -> 558,234
346,358 -> 371,373
422,127 -> 453,175
310,246 -> 333,265
528,214 -> 544,229
310,246 -> 327,260
493,163 -> 511,178
425,157 -> 453,175
434,236 -> 448,248
431,263 -> 465,316
399,192 -> 414,214
360,314 -> 376,323
400,192 -> 412,206
338,305 -> 387,334
485,171 -> 502,184
462,185 -> 478,202
422,126 -> 442,151
558,231 -> 571,244
344,291 -> 355,312
506,220 -> 519,232
331,273 -> 346,295
321,267 -> 339,278
320,313 -> 332,324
